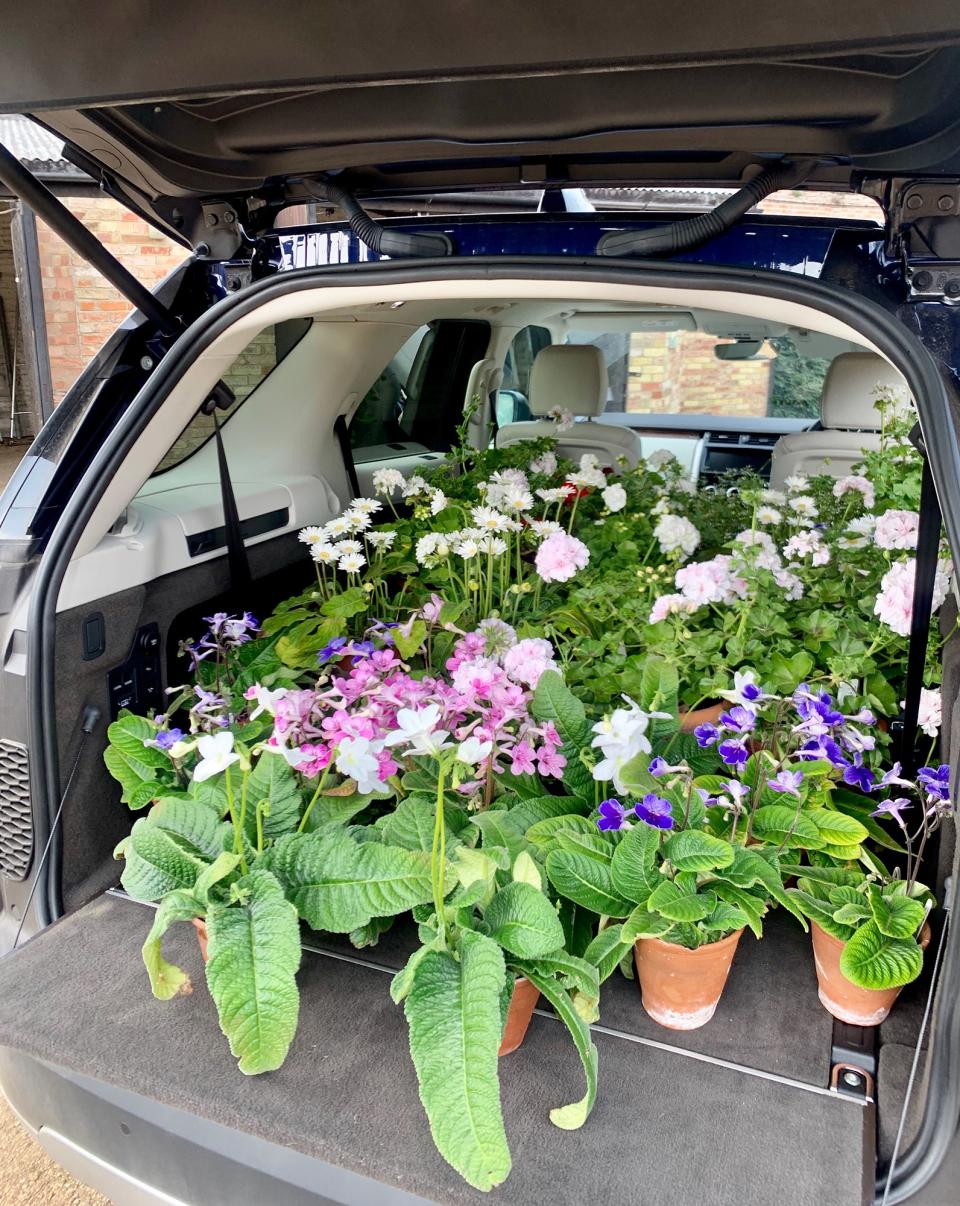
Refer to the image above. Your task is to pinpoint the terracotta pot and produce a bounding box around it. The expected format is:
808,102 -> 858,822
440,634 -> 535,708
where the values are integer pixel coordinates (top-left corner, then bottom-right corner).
499,977 -> 540,1056
810,921 -> 931,1027
193,918 -> 209,963
679,701 -> 725,733
634,929 -> 744,1030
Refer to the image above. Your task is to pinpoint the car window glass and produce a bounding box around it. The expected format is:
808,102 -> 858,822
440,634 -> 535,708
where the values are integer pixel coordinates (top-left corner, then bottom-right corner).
153,317 -> 311,473
564,329 -> 831,421
498,324 -> 550,425
349,325 -> 434,455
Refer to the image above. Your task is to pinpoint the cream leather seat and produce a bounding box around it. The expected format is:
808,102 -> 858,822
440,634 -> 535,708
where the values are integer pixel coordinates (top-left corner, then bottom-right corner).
769,352 -> 911,488
495,344 -> 643,469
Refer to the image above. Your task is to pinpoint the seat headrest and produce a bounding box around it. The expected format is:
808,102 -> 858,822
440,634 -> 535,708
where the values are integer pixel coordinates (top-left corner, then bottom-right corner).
821,352 -> 911,430
528,345 -> 608,417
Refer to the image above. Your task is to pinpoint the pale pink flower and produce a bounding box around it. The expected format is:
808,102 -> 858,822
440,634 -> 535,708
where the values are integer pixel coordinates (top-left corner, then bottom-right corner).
649,593 -> 698,623
833,475 -> 875,509
875,509 -> 920,551
503,637 -> 558,688
874,557 -> 951,636
534,531 -> 590,583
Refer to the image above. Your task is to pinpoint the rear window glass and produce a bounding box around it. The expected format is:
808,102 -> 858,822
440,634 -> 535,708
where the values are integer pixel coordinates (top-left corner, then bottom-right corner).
564,329 -> 830,421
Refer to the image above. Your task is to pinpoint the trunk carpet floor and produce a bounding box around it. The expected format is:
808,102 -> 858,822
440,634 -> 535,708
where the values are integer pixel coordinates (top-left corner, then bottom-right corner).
0,894 -> 872,1206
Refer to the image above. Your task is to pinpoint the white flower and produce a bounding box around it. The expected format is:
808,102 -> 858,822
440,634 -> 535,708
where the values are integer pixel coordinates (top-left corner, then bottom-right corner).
457,538 -> 481,560
652,497 -> 672,515
298,526 -> 326,545
784,473 -> 810,492
654,514 -> 701,559
718,669 -> 771,708
646,449 -> 676,469
478,535 -> 508,556
832,476 -> 875,509
529,451 -> 557,475
602,483 -> 627,513
350,497 -> 383,517
788,495 -> 818,519
528,519 -> 561,539
372,468 -> 405,496
875,509 -> 920,551
401,474 -> 429,498
591,699 -> 668,792
875,557 -> 951,636
672,479 -> 696,496
346,509 -> 372,532
335,736 -> 382,795
245,684 -> 287,720
338,552 -> 367,574
384,705 -> 452,756
547,407 -> 575,432
324,516 -> 353,538
756,506 -> 782,525
648,593 -> 698,623
536,487 -> 570,504
457,736 -> 493,767
367,530 -> 397,550
760,488 -> 786,505
334,539 -> 363,556
848,515 -> 877,536
310,543 -> 339,565
471,505 -> 511,532
910,688 -> 943,738
429,489 -> 448,516
193,731 -> 241,783
569,469 -> 607,490
415,533 -> 441,564
504,488 -> 535,512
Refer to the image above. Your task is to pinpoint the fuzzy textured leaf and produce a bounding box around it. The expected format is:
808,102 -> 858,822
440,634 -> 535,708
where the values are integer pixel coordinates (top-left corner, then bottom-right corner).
869,891 -> 927,940
104,713 -> 171,807
662,829 -> 734,873
806,808 -> 870,849
610,823 -> 660,902
750,805 -> 824,850
483,881 -> 565,958
647,879 -> 716,923
521,965 -> 598,1130
119,818 -> 210,902
583,924 -> 630,982
245,753 -> 303,840
140,891 -> 200,999
840,921 -> 924,990
545,850 -> 633,917
404,930 -> 511,1191
205,870 -> 301,1075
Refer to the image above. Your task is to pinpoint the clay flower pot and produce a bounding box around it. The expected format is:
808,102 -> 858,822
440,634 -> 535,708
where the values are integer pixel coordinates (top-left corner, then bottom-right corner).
499,977 -> 540,1056
679,701 -> 725,734
193,917 -> 209,963
634,929 -> 744,1030
810,922 -> 931,1027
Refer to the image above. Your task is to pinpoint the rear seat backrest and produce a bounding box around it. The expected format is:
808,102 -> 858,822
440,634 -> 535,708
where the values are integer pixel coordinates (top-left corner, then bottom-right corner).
769,351 -> 910,488
496,344 -> 644,468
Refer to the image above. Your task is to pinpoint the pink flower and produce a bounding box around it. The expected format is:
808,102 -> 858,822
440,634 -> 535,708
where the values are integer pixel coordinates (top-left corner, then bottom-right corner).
503,637 -> 558,687
537,746 -> 567,778
296,743 -> 332,778
875,509 -> 920,551
649,593 -> 698,623
509,743 -> 536,775
674,555 -> 747,606
833,475 -> 875,509
875,557 -> 951,636
534,531 -> 590,583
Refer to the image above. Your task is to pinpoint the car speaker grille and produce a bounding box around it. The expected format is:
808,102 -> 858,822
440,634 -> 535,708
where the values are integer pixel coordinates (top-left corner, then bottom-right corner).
0,740 -> 32,880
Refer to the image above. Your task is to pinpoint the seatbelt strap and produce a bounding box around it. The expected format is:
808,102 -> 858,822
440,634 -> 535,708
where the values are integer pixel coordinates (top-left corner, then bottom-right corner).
201,385 -> 251,592
334,414 -> 360,498
899,425 -> 942,773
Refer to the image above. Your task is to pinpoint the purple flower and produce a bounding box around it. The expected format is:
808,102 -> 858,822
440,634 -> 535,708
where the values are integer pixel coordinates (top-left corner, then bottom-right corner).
918,764 -> 950,802
634,792 -> 675,830
718,738 -> 750,767
719,705 -> 756,733
767,769 -> 804,797
597,798 -> 627,832
740,681 -> 763,704
842,754 -> 875,793
694,786 -> 718,808
877,761 -> 913,791
871,797 -> 912,828
349,640 -> 376,664
648,757 -> 669,777
694,723 -> 719,748
798,736 -> 847,767
318,636 -> 348,665
154,728 -> 184,751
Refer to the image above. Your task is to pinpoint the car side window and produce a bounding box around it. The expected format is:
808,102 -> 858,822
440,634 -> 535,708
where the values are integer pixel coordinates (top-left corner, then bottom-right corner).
349,326 -> 434,455
498,325 -> 551,426
153,317 -> 311,473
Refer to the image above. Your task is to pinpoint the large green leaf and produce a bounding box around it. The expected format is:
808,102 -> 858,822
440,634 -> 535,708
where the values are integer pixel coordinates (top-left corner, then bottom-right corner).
526,814 -> 601,851
521,965 -> 599,1130
118,819 -> 210,902
103,713 -> 171,807
531,670 -> 588,749
806,808 -> 869,850
712,882 -> 766,939
638,655 -> 679,717
483,881 -> 565,958
506,795 -> 590,830
545,850 -> 633,917
787,889 -> 855,941
647,879 -> 715,923
140,890 -> 201,1000
245,753 -> 303,840
583,924 -> 630,982
378,795 -> 465,853
511,951 -> 599,1000
148,798 -> 232,860
205,870 -> 302,1075
839,921 -> 924,990
621,906 -> 674,943
750,805 -> 824,850
269,831 -> 445,933
404,930 -> 511,1191
610,823 -> 659,902
662,829 -> 734,873
869,890 -> 928,940
470,810 -> 536,864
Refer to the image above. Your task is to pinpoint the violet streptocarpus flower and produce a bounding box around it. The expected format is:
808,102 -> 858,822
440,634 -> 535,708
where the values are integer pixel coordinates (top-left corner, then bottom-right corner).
918,764 -> 950,802
153,727 -> 184,751
634,792 -> 675,830
718,738 -> 750,768
694,723 -> 719,748
317,636 -> 348,664
842,754 -> 875,793
719,705 -> 757,733
767,769 -> 804,797
876,761 -> 914,791
797,736 -> 847,767
597,798 -> 627,832
870,797 -> 912,828
648,756 -> 688,778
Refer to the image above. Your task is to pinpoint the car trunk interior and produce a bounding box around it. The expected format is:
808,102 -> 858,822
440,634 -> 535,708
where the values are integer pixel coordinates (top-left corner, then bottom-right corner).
0,273 -> 955,1204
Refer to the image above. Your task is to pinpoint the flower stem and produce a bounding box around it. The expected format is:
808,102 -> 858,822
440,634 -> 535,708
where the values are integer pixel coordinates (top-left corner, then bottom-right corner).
297,762 -> 332,833
431,764 -> 449,948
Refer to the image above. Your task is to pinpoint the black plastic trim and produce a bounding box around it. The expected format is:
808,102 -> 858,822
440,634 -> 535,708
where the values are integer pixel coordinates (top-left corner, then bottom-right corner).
24,254 -> 960,1203
186,507 -> 290,558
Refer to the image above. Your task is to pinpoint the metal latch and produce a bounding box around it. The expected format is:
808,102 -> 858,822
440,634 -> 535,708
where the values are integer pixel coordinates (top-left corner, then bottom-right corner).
884,179 -> 960,302
830,1019 -> 877,1103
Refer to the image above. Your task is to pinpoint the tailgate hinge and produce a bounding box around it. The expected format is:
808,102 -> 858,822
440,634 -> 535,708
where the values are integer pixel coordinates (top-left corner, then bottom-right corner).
879,177 -> 960,302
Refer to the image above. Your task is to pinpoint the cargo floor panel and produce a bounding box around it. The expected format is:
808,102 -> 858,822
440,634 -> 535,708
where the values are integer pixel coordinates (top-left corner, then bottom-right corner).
0,894 -> 871,1206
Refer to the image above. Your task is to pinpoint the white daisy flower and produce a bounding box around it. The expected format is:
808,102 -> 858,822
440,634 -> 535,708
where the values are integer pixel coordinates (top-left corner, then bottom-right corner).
372,468 -> 405,496
350,497 -> 382,516
429,489 -> 447,516
504,489 -> 535,512
335,539 -> 363,555
298,525 -> 326,545
536,487 -> 570,504
784,473 -> 811,493
347,509 -> 372,532
479,535 -> 508,555
457,538 -> 480,560
471,505 -> 511,532
324,516 -> 353,538
310,544 -> 339,565
756,506 -> 782,525
367,530 -> 397,549
338,552 -> 366,574
788,495 -> 818,518
529,519 -> 561,538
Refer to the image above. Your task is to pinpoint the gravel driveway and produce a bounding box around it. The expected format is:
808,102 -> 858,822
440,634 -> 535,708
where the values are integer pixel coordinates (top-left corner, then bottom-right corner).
0,1095 -> 108,1204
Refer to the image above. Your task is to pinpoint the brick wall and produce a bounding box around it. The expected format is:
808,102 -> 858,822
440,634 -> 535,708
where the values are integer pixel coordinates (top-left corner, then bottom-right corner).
36,197 -> 185,404
626,331 -> 774,415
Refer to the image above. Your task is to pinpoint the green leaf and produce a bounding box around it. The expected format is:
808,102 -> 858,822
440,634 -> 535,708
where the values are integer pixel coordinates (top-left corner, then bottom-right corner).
511,951 -> 599,1000
506,795 -> 590,830
787,889 -> 855,941
701,901 -> 749,934
512,850 -> 542,890
269,831 -> 446,933
320,586 -> 369,619
583,924 -> 630,982
553,830 -> 615,862
349,915 -> 395,949
531,670 -> 588,749
520,965 -> 598,1130
869,891 -> 927,940
377,795 -> 440,852
750,805 -> 825,849
392,619 -> 427,660
712,882 -> 766,939
610,823 -> 660,901
205,870 -> 302,1075
390,944 -> 432,1004
193,851 -> 242,906
303,789 -> 382,834
647,879 -> 715,923
483,881 -> 565,958
404,931 -> 511,1191
622,906 -> 674,943
526,814 -> 601,850
452,846 -> 501,909
638,655 -> 680,717
140,891 -> 200,1000
103,713 -> 171,807
148,798 -> 232,860
662,829 -> 734,873
545,850 -> 633,917
840,921 -> 924,990
245,753 -> 303,840
119,818 -> 210,902
806,808 -> 870,849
